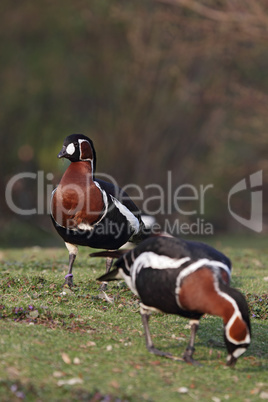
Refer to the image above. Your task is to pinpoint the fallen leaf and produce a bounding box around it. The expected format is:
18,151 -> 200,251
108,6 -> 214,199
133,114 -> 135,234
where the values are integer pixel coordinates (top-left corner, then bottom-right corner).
177,387 -> 188,394
133,364 -> 142,370
32,340 -> 44,345
61,353 -> 71,364
80,341 -> 96,349
252,259 -> 263,267
87,341 -> 96,347
260,392 -> 268,400
29,310 -> 39,318
57,378 -> 83,386
112,368 -> 122,373
7,367 -> 20,378
53,371 -> 65,378
101,291 -> 114,304
150,361 -> 161,365
109,380 -> 120,389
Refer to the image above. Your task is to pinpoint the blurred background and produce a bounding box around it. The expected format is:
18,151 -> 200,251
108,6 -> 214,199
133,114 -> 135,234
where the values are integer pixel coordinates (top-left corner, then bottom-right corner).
0,0 -> 267,247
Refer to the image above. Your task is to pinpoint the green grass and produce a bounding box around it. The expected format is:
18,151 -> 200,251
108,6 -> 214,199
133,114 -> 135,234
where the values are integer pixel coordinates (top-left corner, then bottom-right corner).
0,244 -> 267,401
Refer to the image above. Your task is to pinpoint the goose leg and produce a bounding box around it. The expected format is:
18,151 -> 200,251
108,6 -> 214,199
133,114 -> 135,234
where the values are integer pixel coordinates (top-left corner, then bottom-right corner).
183,319 -> 201,365
64,243 -> 78,287
140,305 -> 173,358
106,257 -> 113,273
99,256 -> 113,290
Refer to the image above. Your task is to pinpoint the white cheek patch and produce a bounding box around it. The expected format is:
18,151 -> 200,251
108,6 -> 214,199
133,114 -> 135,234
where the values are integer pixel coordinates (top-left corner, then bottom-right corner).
66,143 -> 75,155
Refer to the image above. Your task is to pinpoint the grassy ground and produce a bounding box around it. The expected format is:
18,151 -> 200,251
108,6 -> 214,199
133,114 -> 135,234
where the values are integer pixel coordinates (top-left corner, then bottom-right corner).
0,242 -> 267,402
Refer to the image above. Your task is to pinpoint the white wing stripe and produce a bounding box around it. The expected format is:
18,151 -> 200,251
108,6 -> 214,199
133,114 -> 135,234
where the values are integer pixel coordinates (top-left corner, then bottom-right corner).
129,252 -> 191,294
110,195 -> 140,234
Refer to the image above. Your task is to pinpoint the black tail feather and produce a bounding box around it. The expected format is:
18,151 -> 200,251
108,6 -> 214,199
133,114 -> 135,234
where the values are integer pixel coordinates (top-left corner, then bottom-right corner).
97,268 -> 121,282
90,249 -> 130,259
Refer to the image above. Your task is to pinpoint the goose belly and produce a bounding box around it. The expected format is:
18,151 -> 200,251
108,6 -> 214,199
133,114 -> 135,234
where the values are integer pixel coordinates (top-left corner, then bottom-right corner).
51,208 -> 136,250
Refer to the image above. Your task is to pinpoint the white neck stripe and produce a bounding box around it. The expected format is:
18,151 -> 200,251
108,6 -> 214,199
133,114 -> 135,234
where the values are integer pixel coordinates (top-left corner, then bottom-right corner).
176,258 -> 230,289
78,139 -> 93,163
175,258 -> 231,308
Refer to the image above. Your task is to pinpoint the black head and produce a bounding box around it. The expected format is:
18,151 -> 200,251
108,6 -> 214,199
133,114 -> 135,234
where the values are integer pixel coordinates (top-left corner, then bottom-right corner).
220,283 -> 251,367
57,134 -> 97,171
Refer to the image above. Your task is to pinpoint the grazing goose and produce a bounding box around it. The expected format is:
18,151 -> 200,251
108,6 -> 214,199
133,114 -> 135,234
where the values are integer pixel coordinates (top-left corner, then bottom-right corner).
95,236 -> 250,367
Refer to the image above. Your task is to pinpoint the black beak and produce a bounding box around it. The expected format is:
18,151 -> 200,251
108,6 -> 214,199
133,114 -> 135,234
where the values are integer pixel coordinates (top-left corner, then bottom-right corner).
57,146 -> 67,159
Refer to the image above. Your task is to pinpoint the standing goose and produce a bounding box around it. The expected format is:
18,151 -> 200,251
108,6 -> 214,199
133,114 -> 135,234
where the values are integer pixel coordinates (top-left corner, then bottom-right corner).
96,236 -> 250,367
50,134 -> 148,286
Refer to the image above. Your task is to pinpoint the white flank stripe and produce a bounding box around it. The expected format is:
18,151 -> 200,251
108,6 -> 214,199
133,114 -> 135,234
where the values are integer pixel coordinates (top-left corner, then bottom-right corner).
93,181 -> 108,223
50,187 -> 67,229
50,187 -> 57,215
77,182 -> 109,229
110,195 -> 140,234
129,252 -> 191,294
